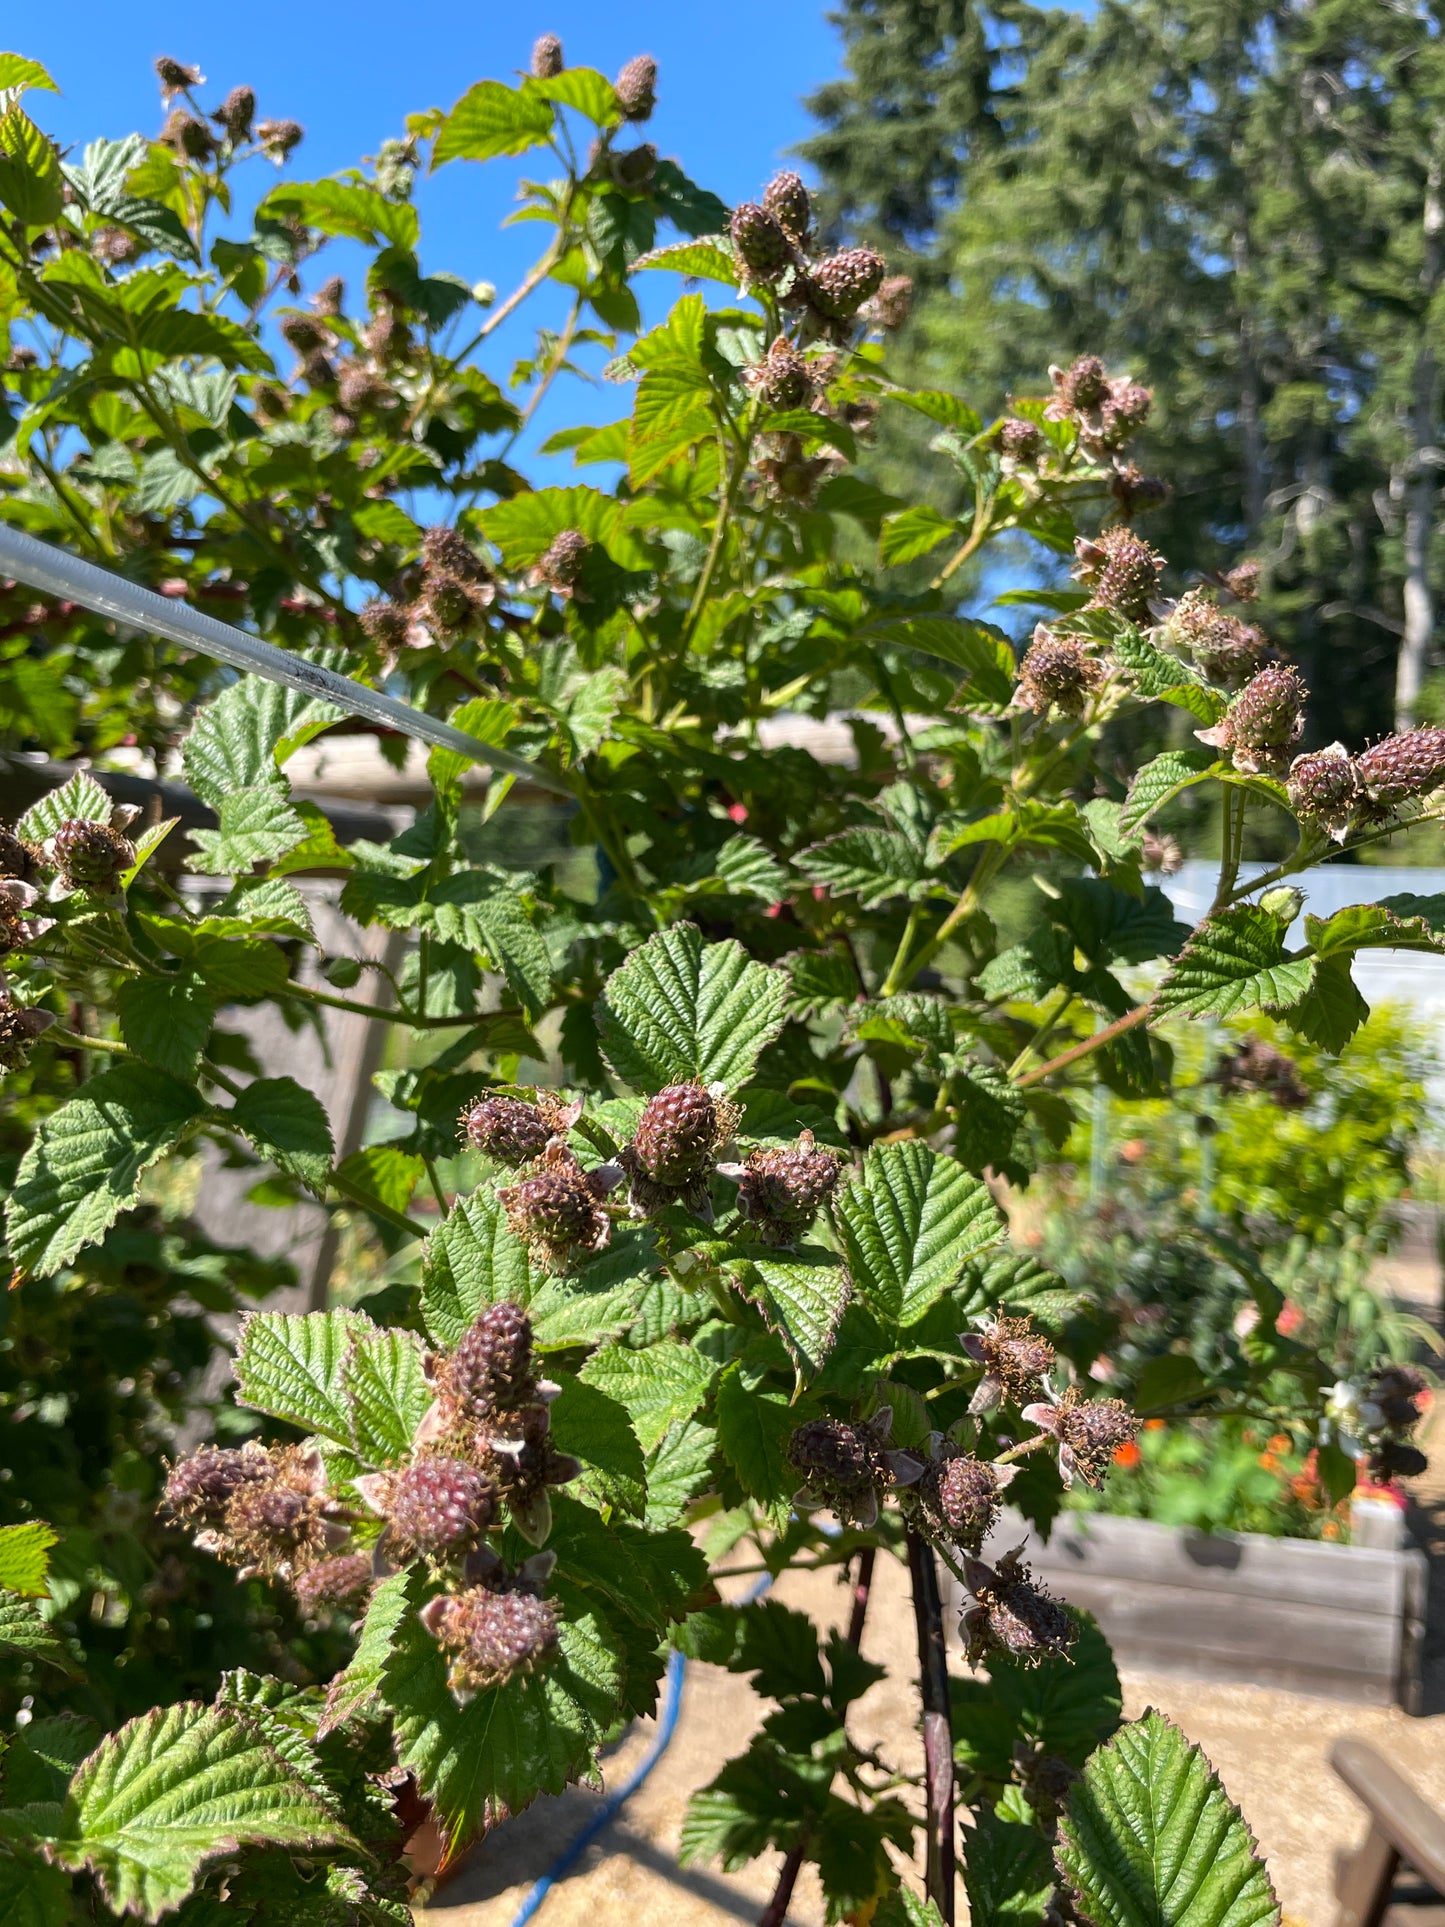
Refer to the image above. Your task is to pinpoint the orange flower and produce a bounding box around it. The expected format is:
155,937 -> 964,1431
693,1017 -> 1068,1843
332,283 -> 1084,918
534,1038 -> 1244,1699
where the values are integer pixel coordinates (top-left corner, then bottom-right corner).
1113,1440 -> 1142,1469
1322,1520 -> 1341,1540
1144,1418 -> 1166,1432
1268,1433 -> 1292,1455
1258,1452 -> 1280,1473
1119,1139 -> 1147,1164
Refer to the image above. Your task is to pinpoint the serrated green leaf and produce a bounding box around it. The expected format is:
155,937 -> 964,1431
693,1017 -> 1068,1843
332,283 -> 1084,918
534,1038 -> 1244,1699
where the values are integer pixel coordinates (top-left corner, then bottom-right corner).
0,1524 -> 56,1598
15,770 -> 113,844
0,108 -> 63,226
714,1362 -> 798,1505
320,1570 -> 411,1737
228,1076 -> 334,1196
116,976 -> 213,1083
548,1374 -> 647,1518
799,827 -> 928,909
343,1326 -> 430,1467
632,236 -> 736,284
726,1246 -> 851,1380
1056,1710 -> 1280,1927
383,1572 -> 622,1846
1281,955 -> 1369,1054
1112,632 -> 1227,723
427,872 -> 552,1015
964,1808 -> 1057,1927
186,787 -> 308,874
1122,751 -> 1219,834
879,504 -> 958,567
525,67 -> 622,126
234,1309 -> 369,1444
0,1851 -> 70,1927
434,78 -> 555,165
953,1611 -> 1121,1789
1306,900 -> 1445,958
259,179 -> 419,250
51,1702 -> 351,1921
421,1189 -> 655,1352
1155,907 -> 1313,1019
643,1418 -> 716,1527
863,615 -> 1015,705
579,1341 -> 715,1452
0,1591 -> 69,1670
478,484 -> 650,571
546,1493 -> 707,1630
0,55 -> 59,95
836,1142 -> 1003,1327
6,1065 -> 207,1277
182,677 -> 342,808
874,1892 -> 947,1927
597,922 -> 789,1092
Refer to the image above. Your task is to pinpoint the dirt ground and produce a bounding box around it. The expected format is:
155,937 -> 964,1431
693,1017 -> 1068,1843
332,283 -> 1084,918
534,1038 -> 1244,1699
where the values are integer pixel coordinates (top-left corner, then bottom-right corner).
422,1236 -> 1445,1927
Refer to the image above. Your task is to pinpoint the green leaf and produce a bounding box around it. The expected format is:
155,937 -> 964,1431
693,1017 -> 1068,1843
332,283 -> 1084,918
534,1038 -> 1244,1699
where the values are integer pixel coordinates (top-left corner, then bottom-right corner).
0,107 -> 62,226
6,1065 -> 207,1277
1056,1710 -> 1280,1927
116,976 -> 213,1083
335,1145 -> 422,1220
526,67 -> 622,126
1122,751 -> 1220,834
434,78 -> 555,165
1155,907 -> 1313,1019
726,1246 -> 851,1380
549,1375 -> 647,1518
1282,954 -> 1369,1054
182,676 -> 341,808
0,1852 -> 70,1927
546,1493 -> 707,1631
632,236 -> 737,284
597,922 -> 789,1092
579,1341 -> 714,1453
479,484 -> 650,572
0,1591 -> 70,1670
427,872 -> 552,1015
799,828 -> 928,909
643,1418 -> 716,1527
15,770 -> 112,843
234,1308 -> 369,1444
186,788 -> 308,874
383,1572 -> 622,1845
342,1326 -> 430,1467
863,615 -> 1015,705
320,1570 -> 411,1737
0,1523 -> 56,1598
1307,900 -> 1445,957
1112,632 -> 1227,724
713,1362 -> 798,1505
879,504 -> 958,567
964,1808 -> 1057,1927
229,1076 -> 334,1196
954,1612 -> 1121,1788
51,1702 -> 351,1922
0,55 -> 59,94
259,179 -> 419,250
875,1893 -> 947,1927
836,1142 -> 1003,1327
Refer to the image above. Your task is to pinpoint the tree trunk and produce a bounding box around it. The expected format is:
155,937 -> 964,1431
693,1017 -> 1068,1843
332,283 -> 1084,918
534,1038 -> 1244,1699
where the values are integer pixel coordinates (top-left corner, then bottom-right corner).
1396,145 -> 1445,732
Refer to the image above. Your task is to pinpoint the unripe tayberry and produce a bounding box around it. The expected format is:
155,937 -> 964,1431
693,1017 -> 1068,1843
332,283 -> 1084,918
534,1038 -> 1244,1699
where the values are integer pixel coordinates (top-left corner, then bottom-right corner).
535,529 -> 589,591
999,417 -> 1042,462
1048,1392 -> 1138,1488
257,119 -> 304,161
733,1131 -> 842,1243
1286,744 -> 1358,838
498,1144 -> 611,1270
867,273 -> 913,330
0,827 -> 37,882
532,34 -> 564,78
50,819 -> 134,891
730,203 -> 791,285
1017,632 -> 1104,717
0,1000 -> 53,1072
292,1552 -> 372,1614
1224,560 -> 1261,601
1075,527 -> 1163,623
161,111 -> 216,162
1223,666 -> 1306,752
963,1550 -> 1074,1666
962,1315 -> 1055,1414
155,56 -> 203,94
216,85 -> 255,143
809,248 -> 887,321
423,1584 -> 560,1696
750,336 -> 811,410
788,1418 -> 877,1508
445,1303 -> 536,1422
460,1094 -> 551,1166
615,55 -> 657,122
358,598 -> 411,654
631,1083 -> 719,1184
1055,355 -> 1109,411
1356,726 -> 1445,807
386,1456 -> 496,1557
932,1454 -> 1007,1550
762,170 -> 811,244
280,314 -> 328,356
161,1443 -> 270,1527
1164,588 -> 1265,687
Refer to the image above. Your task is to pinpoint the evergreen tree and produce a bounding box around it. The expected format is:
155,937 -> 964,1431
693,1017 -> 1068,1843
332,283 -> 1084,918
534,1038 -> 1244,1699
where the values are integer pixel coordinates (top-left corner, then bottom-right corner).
804,0 -> 1445,742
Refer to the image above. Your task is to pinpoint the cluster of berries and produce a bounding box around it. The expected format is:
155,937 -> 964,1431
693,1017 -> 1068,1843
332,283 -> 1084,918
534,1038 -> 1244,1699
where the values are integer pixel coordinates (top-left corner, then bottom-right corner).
729,172 -> 889,343
153,57 -> 301,168
359,526 -> 496,657
999,355 -> 1163,514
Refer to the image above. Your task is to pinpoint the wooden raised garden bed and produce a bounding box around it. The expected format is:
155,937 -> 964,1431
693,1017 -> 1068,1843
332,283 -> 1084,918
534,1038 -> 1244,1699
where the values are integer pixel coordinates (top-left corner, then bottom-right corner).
946,1508 -> 1428,1709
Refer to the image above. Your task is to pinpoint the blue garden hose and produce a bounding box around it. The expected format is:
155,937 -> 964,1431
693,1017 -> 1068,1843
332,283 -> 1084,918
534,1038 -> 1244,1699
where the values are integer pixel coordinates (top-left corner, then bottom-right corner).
507,1570 -> 775,1925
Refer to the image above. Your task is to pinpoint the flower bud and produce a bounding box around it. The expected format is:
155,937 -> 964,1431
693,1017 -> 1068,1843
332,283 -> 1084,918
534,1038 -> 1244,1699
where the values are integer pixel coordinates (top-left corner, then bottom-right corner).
614,55 -> 657,123
531,34 -> 565,79
762,170 -> 811,244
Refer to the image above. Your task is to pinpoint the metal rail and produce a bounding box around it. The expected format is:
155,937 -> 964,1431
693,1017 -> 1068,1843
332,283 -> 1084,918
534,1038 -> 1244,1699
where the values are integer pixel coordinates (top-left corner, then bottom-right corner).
0,523 -> 571,797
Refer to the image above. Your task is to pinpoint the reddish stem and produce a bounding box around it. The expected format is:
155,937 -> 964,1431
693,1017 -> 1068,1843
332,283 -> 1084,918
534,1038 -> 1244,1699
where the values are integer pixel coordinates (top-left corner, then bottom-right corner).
907,1530 -> 956,1923
757,1547 -> 877,1927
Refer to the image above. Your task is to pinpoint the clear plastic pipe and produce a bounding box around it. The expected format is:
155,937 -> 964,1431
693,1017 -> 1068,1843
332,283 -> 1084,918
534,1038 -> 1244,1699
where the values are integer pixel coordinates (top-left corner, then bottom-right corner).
0,522 -> 571,797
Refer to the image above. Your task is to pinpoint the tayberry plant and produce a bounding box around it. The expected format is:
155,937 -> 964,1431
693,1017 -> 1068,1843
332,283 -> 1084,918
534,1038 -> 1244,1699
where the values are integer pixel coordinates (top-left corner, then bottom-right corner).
0,36 -> 1434,1926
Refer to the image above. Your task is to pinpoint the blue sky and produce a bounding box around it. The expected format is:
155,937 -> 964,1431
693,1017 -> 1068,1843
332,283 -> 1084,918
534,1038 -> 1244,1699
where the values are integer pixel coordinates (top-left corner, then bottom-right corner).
20,5 -> 846,471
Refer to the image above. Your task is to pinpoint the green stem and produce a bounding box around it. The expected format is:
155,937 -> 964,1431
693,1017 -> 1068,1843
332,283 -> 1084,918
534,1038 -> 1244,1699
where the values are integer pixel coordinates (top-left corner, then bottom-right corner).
884,844 -> 1010,994
1007,988 -> 1076,1079
47,1026 -> 132,1059
422,1155 -> 449,1215
681,417 -> 753,649
1015,1000 -> 1154,1088
881,906 -> 923,1000
328,1166 -> 430,1241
